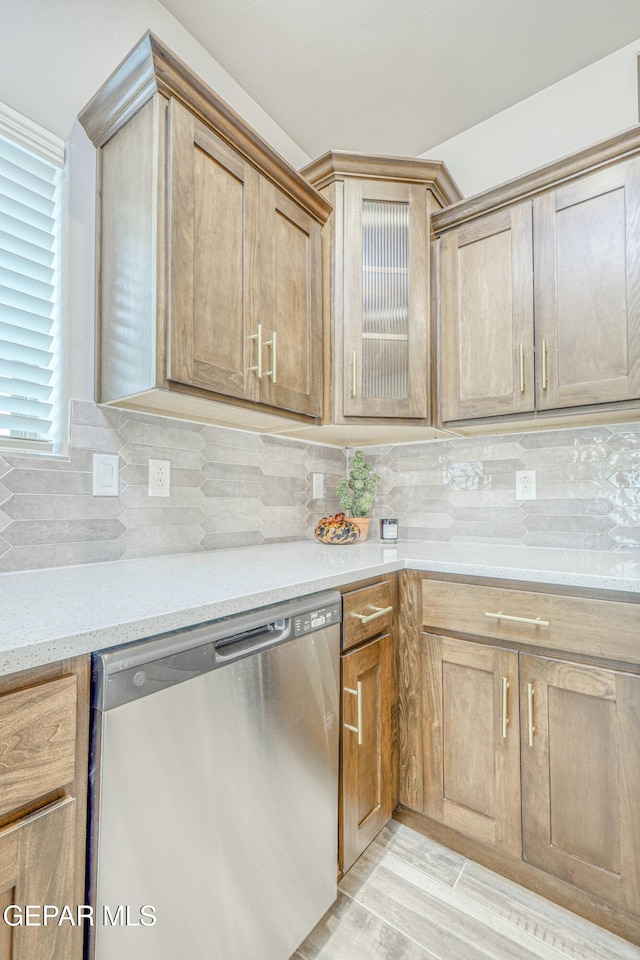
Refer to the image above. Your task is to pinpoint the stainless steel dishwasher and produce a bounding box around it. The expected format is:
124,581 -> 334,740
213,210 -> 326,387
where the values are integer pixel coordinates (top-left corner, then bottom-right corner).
88,590 -> 341,960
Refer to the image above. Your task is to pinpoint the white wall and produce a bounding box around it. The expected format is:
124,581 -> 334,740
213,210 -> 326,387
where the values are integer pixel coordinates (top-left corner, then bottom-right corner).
423,37 -> 640,196
0,0 -> 311,450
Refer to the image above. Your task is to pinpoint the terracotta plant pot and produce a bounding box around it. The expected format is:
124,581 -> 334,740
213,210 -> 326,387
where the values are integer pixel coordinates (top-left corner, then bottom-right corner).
351,517 -> 371,541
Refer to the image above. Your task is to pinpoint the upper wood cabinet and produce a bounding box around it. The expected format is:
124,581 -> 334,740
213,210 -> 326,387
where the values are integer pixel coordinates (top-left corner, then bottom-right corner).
302,152 -> 461,429
434,129 -> 640,429
534,159 -> 640,410
439,204 -> 534,421
79,33 -> 329,429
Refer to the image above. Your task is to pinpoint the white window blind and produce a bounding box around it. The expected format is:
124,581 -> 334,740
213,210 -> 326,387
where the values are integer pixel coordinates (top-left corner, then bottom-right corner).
0,128 -> 60,446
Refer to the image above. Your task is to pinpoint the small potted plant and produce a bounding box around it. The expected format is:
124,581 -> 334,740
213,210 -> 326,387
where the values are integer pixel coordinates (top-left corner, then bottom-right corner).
335,450 -> 380,541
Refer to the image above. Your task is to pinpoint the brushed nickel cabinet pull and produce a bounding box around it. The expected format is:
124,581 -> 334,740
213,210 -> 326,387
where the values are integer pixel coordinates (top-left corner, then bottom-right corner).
248,324 -> 263,378
519,343 -> 525,393
264,330 -> 277,382
351,605 -> 393,625
343,682 -> 363,745
541,338 -> 548,390
502,676 -> 509,740
485,612 -> 550,627
351,351 -> 357,398
527,682 -> 535,747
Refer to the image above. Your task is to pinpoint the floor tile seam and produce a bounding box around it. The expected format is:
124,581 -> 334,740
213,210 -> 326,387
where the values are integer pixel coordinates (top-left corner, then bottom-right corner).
344,895 -> 443,960
372,855 -> 590,960
452,860 -> 467,891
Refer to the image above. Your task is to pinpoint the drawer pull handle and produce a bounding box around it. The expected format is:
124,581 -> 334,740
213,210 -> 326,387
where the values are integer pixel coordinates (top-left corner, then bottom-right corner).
519,343 -> 525,393
351,351 -> 357,398
351,605 -> 393,625
501,676 -> 509,739
527,682 -> 535,747
344,682 -> 363,745
541,338 -> 548,390
485,612 -> 549,627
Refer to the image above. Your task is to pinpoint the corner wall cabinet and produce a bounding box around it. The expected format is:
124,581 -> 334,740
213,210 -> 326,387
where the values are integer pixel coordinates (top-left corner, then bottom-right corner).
302,153 -> 461,436
435,131 -> 640,430
0,657 -> 89,959
79,33 -> 329,431
398,571 -> 640,945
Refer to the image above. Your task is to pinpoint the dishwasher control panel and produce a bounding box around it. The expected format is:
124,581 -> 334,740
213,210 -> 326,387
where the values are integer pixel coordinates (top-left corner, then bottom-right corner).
293,601 -> 342,637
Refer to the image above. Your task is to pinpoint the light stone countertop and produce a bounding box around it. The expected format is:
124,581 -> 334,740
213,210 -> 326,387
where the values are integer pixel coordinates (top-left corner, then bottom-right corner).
1,540 -> 640,677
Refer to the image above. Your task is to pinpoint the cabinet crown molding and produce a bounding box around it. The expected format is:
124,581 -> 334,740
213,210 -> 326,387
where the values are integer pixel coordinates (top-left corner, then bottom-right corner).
78,31 -> 332,224
432,122 -> 640,233
302,149 -> 463,208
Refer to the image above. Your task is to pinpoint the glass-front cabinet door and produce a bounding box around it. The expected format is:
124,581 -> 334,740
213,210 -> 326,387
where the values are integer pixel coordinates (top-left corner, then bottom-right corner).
343,179 -> 429,418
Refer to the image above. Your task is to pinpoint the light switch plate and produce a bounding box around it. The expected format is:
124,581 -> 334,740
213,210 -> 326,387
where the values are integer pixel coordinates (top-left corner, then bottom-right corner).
93,454 -> 119,497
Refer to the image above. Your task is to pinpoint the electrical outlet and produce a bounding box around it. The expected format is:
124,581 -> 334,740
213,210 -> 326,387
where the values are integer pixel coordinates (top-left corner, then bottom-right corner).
148,459 -> 171,498
515,469 -> 536,500
312,473 -> 324,499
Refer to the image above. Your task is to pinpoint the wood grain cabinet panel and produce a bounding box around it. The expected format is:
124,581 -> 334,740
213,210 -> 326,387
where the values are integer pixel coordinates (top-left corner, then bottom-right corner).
520,654 -> 640,913
422,634 -> 521,857
439,204 -> 535,422
167,99 -> 260,403
341,634 -> 393,874
342,580 -> 393,651
534,157 -> 640,410
80,35 -> 330,429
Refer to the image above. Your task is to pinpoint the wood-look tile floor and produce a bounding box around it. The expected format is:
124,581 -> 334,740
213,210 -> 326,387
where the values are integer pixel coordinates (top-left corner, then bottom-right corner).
291,821 -> 640,960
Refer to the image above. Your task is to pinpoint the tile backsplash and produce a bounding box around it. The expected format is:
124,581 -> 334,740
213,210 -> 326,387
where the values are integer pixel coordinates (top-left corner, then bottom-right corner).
0,402 -> 343,571
365,423 -> 640,553
0,405 -> 639,572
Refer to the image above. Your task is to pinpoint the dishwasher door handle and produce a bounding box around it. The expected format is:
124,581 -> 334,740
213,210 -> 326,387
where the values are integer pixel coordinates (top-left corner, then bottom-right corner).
215,621 -> 290,660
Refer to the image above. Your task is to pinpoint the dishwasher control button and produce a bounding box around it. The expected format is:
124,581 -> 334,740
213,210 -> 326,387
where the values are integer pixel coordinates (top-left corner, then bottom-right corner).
132,670 -> 147,687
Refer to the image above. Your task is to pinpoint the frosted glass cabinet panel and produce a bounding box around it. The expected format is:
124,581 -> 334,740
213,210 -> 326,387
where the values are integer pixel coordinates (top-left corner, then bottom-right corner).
344,179 -> 429,418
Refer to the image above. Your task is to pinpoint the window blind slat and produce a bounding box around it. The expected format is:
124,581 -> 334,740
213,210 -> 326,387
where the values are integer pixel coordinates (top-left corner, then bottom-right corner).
0,156 -> 56,201
0,393 -> 52,418
0,229 -> 54,269
0,211 -> 54,252
0,265 -> 54,302
0,129 -> 57,444
0,411 -> 51,437
0,302 -> 54,336
0,136 -> 58,183
0,375 -> 51,401
0,246 -> 54,284
0,356 -> 52,385
0,336 -> 52,368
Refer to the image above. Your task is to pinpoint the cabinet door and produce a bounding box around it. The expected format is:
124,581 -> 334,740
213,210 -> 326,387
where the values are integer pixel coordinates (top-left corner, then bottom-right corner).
343,179 -> 429,419
423,634 -> 521,857
520,655 -> 640,912
0,797 -> 79,959
534,158 -> 640,410
167,98 -> 260,402
439,204 -> 534,421
341,634 -> 393,873
259,180 -> 322,417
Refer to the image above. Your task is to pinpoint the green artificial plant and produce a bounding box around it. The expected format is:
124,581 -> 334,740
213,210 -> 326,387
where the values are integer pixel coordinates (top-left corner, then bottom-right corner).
336,450 -> 381,518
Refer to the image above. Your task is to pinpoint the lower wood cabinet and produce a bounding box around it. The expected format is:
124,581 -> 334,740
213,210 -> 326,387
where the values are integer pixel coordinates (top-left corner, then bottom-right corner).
0,658 -> 89,959
399,572 -> 640,943
341,633 -> 393,874
520,653 -> 640,914
422,634 -> 521,858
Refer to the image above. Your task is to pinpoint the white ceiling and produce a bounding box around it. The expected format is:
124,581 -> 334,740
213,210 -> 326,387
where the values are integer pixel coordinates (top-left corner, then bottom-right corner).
159,0 -> 640,159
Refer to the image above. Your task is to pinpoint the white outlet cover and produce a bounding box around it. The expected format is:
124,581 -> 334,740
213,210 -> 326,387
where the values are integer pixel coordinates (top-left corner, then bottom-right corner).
515,469 -> 536,500
149,459 -> 171,498
312,473 -> 324,499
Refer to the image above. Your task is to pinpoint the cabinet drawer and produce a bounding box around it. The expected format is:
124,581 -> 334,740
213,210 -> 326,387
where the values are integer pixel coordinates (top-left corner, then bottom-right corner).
0,675 -> 77,820
421,579 -> 640,665
343,580 -> 394,650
